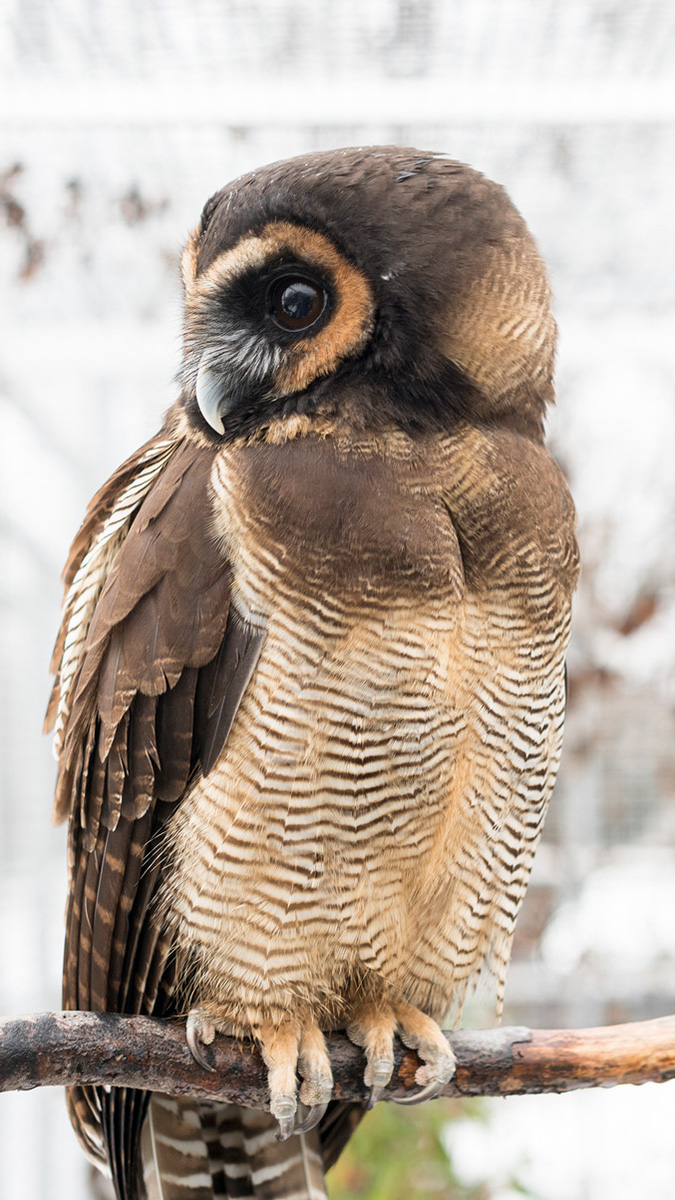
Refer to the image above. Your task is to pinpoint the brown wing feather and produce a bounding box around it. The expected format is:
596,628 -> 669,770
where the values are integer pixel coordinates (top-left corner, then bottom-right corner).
320,1102 -> 365,1175
53,425 -> 351,1195
49,429 -> 267,1197
45,434 -> 178,744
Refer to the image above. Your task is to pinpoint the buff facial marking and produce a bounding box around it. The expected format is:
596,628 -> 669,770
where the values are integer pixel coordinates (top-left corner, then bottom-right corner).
182,221 -> 374,433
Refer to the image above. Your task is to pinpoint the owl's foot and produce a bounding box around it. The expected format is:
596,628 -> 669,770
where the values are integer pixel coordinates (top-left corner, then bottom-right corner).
186,1009 -> 333,1138
391,1000 -> 456,1103
347,998 -> 456,1107
258,1019 -> 333,1141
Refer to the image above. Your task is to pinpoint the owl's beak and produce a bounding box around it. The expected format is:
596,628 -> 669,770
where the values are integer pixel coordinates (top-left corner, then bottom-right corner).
195,360 -> 230,434
195,357 -> 264,434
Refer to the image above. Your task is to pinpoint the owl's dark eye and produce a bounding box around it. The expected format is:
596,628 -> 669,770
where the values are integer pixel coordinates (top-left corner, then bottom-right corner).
268,276 -> 328,332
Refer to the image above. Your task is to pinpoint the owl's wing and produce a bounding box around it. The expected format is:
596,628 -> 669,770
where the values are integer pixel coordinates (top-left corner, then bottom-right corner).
47,429 -> 265,1194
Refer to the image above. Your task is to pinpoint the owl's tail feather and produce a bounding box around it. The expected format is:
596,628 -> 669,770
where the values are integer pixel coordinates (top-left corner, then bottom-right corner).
141,1094 -> 328,1200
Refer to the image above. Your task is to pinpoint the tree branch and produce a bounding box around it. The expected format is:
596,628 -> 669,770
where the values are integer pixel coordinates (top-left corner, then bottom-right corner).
2,1011 -> 675,1106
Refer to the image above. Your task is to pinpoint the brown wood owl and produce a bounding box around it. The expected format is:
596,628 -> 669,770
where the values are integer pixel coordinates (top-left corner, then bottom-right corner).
46,146 -> 578,1200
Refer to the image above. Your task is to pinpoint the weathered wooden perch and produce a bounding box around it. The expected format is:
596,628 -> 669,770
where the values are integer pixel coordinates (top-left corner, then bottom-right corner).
2,1012 -> 675,1106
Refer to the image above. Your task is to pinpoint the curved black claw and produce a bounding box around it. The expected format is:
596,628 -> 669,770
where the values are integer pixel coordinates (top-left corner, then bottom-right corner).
186,1016 -> 216,1073
366,1084 -> 386,1111
294,1101 -> 329,1134
392,1079 -> 447,1105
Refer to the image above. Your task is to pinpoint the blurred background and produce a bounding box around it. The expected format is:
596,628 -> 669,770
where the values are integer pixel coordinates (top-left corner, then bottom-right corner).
1,1 -> 675,1197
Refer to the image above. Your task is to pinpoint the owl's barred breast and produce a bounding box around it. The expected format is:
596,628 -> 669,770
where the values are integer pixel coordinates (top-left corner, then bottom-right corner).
161,428 -> 573,1033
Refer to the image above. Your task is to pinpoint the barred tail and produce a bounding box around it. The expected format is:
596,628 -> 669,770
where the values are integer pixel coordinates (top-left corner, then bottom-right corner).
141,1096 -> 327,1200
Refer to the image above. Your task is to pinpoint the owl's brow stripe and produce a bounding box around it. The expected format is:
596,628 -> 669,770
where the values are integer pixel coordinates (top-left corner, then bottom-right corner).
184,220 -> 375,400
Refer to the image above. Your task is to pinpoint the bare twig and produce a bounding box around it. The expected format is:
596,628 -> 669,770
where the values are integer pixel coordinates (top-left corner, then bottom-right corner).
2,1011 -> 675,1106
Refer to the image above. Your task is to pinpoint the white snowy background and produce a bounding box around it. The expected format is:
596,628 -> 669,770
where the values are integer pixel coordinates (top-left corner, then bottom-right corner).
1,1 -> 675,1197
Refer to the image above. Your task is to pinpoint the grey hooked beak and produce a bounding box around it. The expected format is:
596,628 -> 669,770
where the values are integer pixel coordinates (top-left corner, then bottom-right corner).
196,359 -> 228,434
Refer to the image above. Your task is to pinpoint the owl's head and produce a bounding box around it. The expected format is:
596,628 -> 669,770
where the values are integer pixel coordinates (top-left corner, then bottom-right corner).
180,147 -> 555,444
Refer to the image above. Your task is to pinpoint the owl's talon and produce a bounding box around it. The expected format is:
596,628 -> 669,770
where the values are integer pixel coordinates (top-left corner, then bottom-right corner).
366,1084 -> 386,1110
347,1008 -> 396,1108
365,1055 -> 394,1108
368,1057 -> 394,1088
348,999 -> 456,1109
294,1101 -> 329,1134
272,1093 -> 298,1142
392,1000 -> 456,1103
186,1009 -> 216,1073
276,1113 -> 295,1142
392,1078 -> 448,1105
260,1020 -> 332,1140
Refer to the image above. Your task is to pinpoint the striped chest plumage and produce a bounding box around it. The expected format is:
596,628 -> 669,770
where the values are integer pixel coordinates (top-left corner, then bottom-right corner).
160,431 -> 570,1033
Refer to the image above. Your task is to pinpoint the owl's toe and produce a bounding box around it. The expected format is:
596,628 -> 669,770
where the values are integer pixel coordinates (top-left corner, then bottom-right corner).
273,1099 -> 297,1142
347,1001 -> 397,1107
258,1021 -> 301,1138
347,997 -> 456,1106
391,999 -> 456,1103
259,1018 -> 334,1140
298,1022 -> 334,1107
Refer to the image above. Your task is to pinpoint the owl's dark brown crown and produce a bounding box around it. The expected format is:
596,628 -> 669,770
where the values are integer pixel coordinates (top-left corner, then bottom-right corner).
179,147 -> 555,444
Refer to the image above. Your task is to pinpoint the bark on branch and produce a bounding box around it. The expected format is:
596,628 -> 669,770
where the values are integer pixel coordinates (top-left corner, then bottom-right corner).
2,1011 -> 675,1106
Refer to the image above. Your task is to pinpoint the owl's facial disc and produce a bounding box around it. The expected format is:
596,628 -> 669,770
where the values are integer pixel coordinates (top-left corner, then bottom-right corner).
194,268 -> 333,434
183,221 -> 374,436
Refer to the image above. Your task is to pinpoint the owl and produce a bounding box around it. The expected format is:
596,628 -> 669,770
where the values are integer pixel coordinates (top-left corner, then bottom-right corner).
47,146 -> 578,1200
